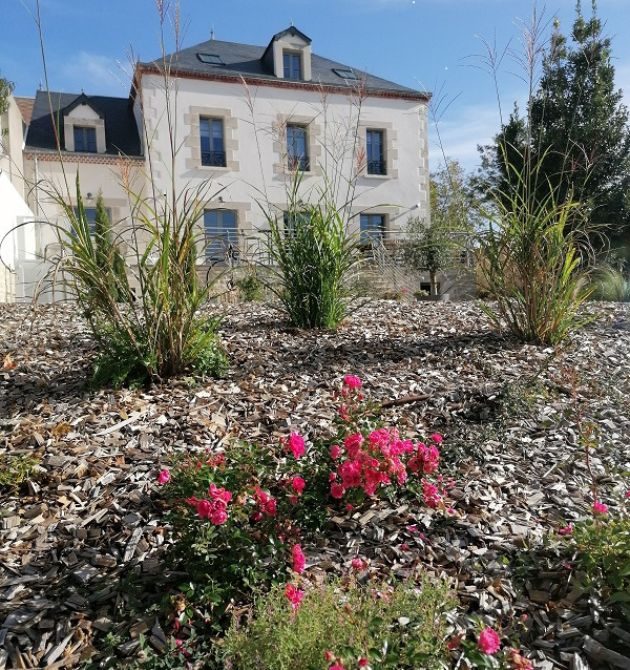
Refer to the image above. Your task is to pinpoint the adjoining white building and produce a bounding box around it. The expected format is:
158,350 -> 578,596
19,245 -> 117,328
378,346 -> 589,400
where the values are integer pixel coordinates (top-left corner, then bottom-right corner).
6,26 -> 432,302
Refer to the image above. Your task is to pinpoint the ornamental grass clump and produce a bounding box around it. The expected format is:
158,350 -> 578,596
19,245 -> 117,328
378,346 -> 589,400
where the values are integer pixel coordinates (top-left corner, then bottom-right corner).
223,577 -> 454,670
263,175 -> 361,329
47,177 -> 228,387
477,161 -> 593,346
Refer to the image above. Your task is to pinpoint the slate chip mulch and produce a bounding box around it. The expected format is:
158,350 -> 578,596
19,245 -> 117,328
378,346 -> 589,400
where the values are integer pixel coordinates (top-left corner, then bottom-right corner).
1,301 -> 629,669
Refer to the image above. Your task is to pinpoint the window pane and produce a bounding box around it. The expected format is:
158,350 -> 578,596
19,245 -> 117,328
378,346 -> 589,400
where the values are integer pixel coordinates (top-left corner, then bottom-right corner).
366,130 -> 386,175
287,125 -> 309,171
204,209 -> 238,262
360,214 -> 385,244
284,52 -> 302,80
200,118 -> 226,167
74,126 -> 97,153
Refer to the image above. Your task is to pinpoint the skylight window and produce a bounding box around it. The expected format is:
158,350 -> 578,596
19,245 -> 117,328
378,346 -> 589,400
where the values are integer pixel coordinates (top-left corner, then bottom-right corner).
197,53 -> 224,65
332,68 -> 358,80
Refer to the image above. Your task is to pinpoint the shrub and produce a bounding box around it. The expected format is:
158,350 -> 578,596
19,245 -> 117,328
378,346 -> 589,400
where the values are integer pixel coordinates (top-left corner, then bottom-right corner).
223,577 -> 454,670
157,375 -> 449,619
45,177 -> 228,387
263,175 -> 361,329
236,272 -> 264,302
0,453 -> 40,488
569,500 -> 630,622
590,266 -> 630,301
477,165 -> 593,345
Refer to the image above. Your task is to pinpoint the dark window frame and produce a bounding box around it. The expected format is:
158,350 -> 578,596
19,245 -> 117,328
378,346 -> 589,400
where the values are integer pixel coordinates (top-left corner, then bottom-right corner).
73,125 -> 97,153
366,129 -> 386,176
200,117 -> 227,167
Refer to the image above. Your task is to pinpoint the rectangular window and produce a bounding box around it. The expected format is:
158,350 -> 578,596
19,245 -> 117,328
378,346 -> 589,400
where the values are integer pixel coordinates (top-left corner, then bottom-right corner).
366,129 -> 386,175
286,124 -> 309,171
283,51 -> 302,81
283,210 -> 310,237
359,213 -> 386,244
73,206 -> 111,235
204,209 -> 238,263
200,117 -> 226,167
73,126 -> 97,153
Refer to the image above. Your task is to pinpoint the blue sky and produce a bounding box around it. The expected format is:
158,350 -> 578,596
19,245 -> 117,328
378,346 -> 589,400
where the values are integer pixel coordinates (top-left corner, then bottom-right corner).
3,0 -> 629,173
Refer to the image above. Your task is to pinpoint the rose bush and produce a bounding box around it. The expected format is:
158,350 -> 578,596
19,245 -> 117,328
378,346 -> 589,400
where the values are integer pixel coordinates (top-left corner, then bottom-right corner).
156,374 -> 450,621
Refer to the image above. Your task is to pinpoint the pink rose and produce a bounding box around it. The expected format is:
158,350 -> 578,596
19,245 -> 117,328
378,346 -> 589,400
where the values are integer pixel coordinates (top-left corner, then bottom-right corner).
558,524 -> 574,536
592,500 -> 609,516
157,469 -> 170,485
430,433 -> 443,444
478,627 -> 501,655
330,483 -> 345,499
292,544 -> 306,574
291,476 -> 306,494
287,432 -> 306,459
343,374 -> 362,389
329,444 -> 342,459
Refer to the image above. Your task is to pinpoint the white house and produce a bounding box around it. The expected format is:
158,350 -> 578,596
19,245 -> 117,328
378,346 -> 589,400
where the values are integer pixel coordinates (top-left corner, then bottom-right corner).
9,26 -> 431,301
0,94 -> 38,302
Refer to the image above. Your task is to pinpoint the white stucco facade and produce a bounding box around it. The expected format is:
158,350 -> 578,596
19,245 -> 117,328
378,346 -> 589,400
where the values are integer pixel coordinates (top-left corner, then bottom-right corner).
138,72 -> 430,247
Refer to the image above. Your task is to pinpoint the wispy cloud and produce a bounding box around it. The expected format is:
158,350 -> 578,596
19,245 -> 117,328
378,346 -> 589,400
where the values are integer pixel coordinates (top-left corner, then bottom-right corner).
58,52 -> 131,95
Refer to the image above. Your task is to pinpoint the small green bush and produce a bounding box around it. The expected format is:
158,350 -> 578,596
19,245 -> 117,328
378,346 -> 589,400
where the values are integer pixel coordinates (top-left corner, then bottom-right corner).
590,266 -> 630,301
223,577 -> 454,670
0,453 -> 40,488
236,273 -> 264,302
572,514 -> 630,622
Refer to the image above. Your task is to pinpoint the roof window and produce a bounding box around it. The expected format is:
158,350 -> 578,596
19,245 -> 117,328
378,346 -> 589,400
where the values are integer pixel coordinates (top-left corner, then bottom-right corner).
332,68 -> 358,80
197,53 -> 224,65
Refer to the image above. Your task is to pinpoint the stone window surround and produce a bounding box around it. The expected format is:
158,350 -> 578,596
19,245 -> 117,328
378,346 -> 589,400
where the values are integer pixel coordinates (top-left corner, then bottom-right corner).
273,38 -> 312,81
184,106 -> 239,172
273,114 -> 323,177
358,121 -> 398,180
64,116 -> 106,154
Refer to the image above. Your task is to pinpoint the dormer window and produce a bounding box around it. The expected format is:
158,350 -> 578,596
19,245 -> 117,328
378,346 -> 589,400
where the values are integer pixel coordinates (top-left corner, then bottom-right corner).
73,126 -> 97,153
283,51 -> 302,81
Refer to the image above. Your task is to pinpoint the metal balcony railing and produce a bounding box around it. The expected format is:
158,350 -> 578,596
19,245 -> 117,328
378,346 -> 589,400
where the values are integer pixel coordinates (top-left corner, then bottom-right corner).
201,150 -> 227,167
367,159 -> 387,176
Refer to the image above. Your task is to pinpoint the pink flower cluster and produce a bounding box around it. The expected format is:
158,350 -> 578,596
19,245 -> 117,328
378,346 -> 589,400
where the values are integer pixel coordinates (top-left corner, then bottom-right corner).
186,483 -> 232,526
329,428 -> 443,500
284,583 -> 304,611
252,486 -> 277,521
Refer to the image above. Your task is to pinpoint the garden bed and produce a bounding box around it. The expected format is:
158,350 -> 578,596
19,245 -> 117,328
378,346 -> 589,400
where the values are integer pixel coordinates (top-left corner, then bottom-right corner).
1,300 -> 629,669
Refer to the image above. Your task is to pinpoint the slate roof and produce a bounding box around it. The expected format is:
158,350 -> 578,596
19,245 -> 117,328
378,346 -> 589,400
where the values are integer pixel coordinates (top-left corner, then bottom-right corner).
25,91 -> 142,157
140,29 -> 428,100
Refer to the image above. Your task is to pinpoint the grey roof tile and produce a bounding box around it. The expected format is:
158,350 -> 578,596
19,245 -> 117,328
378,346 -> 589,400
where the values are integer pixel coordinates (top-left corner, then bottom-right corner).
141,33 -> 428,99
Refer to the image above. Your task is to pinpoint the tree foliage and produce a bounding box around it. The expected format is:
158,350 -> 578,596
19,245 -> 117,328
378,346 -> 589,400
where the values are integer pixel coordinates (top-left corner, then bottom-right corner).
404,159 -> 475,295
477,1 -> 630,248
0,73 -> 14,119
